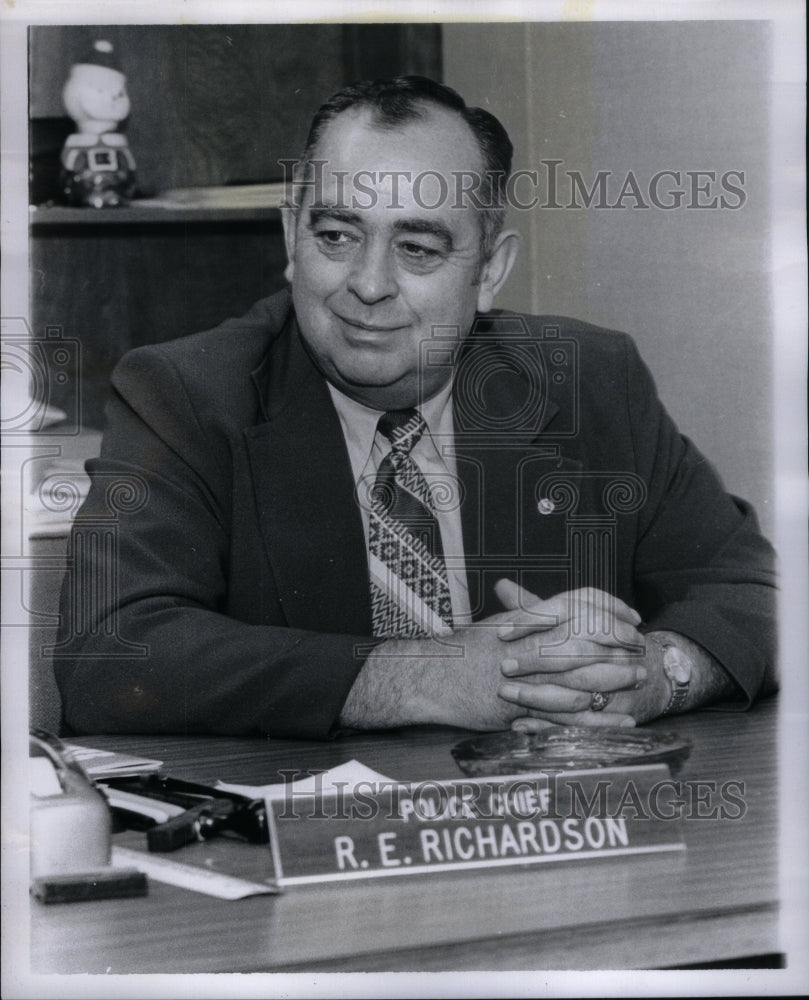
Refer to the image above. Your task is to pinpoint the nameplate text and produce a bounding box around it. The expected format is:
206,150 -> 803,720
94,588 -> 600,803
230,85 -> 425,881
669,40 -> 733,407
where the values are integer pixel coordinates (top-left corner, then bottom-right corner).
266,764 -> 685,885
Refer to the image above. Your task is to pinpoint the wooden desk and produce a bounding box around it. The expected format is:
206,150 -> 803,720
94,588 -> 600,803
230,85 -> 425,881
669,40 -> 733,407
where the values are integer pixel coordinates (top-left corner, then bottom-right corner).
30,700 -> 780,972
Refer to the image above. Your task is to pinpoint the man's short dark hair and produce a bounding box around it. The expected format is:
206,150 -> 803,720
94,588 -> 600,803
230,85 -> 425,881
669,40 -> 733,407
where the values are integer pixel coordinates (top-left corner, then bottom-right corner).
297,75 -> 514,260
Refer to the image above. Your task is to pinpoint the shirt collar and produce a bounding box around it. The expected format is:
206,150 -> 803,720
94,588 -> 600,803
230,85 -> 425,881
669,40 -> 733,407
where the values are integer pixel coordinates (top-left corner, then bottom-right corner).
327,378 -> 454,472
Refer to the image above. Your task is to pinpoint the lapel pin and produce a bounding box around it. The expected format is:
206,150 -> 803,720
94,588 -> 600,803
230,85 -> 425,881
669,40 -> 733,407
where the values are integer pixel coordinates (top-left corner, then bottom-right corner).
537,498 -> 556,515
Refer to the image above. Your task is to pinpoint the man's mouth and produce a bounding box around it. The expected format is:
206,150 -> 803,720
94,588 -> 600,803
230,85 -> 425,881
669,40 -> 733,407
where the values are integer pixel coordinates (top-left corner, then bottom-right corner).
337,315 -> 408,333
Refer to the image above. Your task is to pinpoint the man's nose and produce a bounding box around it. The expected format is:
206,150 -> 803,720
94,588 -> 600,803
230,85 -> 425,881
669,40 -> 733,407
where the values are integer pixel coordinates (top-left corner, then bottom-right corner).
346,243 -> 399,303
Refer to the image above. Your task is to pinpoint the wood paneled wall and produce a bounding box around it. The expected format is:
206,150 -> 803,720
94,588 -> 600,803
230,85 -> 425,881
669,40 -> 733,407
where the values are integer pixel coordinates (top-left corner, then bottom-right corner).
30,24 -> 441,194
29,24 -> 442,428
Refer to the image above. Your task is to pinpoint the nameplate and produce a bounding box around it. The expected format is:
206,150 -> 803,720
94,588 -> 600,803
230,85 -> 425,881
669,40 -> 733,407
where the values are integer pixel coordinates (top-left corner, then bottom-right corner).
266,764 -> 684,885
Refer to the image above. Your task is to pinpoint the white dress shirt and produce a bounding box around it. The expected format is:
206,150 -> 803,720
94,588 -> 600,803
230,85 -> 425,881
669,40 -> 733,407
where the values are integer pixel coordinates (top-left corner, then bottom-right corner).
326,380 -> 472,627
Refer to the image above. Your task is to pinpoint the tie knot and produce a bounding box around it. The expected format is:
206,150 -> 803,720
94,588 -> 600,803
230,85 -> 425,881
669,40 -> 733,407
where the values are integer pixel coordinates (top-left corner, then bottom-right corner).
377,409 -> 426,454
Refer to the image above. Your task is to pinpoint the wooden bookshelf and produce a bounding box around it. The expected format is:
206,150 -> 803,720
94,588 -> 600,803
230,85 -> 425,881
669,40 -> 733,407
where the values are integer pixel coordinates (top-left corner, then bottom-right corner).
28,23 -> 441,428
30,203 -> 282,227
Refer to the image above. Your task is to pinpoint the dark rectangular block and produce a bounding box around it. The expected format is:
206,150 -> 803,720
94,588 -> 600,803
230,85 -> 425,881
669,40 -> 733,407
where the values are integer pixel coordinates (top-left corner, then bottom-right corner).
31,867 -> 148,903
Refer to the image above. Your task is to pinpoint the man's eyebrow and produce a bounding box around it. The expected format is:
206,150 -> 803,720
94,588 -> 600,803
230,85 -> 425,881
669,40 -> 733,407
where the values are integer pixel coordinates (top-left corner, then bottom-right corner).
307,207 -> 363,227
392,219 -> 454,250
307,208 -> 455,251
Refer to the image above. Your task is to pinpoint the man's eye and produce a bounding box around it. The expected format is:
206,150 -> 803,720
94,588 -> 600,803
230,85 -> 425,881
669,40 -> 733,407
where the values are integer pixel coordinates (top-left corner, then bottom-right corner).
315,229 -> 356,247
399,241 -> 440,258
396,241 -> 446,272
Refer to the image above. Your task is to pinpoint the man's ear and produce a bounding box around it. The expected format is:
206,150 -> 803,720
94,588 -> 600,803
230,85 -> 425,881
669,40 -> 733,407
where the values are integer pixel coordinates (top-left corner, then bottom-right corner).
280,203 -> 299,283
475,230 -> 521,313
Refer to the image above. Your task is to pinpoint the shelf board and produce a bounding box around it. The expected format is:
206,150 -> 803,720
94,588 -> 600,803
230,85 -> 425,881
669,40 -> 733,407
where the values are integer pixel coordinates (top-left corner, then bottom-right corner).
30,203 -> 283,227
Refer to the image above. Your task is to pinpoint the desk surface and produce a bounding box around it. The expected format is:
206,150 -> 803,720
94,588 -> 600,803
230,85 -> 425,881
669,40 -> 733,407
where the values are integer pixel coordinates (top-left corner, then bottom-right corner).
30,700 -> 780,973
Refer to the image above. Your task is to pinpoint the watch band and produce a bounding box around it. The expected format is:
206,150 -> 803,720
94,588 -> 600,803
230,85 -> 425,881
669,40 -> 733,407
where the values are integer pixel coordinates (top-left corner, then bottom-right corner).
662,649 -> 691,715
647,634 -> 692,716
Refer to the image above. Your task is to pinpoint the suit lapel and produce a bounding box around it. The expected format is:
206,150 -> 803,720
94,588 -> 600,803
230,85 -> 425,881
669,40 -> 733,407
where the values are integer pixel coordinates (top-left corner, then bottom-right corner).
244,321 -> 372,636
244,308 -> 583,632
453,323 -> 582,619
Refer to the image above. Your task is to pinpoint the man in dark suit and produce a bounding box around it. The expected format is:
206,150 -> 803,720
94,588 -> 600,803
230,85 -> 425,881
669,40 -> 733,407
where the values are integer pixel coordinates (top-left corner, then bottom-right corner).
54,77 -> 776,738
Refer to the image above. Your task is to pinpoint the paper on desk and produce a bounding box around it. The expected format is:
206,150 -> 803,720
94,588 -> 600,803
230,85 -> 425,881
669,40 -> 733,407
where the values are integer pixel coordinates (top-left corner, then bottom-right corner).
63,743 -> 164,779
217,759 -> 393,801
112,846 -> 279,899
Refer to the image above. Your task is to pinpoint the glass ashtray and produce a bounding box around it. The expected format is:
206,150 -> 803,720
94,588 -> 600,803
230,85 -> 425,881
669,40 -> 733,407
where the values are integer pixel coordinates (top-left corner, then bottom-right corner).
452,726 -> 692,777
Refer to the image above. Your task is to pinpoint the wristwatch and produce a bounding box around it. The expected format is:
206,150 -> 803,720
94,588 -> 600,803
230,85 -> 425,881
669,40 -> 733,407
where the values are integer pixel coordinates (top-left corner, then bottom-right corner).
659,641 -> 692,716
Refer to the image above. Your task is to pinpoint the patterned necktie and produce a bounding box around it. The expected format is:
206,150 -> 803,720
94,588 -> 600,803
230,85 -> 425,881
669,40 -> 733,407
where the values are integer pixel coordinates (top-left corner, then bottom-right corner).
368,409 -> 453,638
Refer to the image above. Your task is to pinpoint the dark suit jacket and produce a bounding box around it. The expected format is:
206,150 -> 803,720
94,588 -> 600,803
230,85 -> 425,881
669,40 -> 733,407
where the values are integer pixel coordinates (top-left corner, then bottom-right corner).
55,289 -> 777,738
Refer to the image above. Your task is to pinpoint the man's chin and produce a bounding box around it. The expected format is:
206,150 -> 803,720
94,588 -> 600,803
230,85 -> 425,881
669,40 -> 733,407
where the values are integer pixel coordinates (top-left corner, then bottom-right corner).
335,373 -> 452,411
335,370 -> 410,399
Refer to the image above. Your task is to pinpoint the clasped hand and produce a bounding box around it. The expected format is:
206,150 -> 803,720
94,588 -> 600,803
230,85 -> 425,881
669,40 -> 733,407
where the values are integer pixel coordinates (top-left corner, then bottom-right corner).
489,579 -> 664,729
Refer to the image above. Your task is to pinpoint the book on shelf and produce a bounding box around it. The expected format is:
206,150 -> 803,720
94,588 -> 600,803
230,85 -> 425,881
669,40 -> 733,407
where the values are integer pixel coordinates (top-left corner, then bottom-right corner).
134,182 -> 288,211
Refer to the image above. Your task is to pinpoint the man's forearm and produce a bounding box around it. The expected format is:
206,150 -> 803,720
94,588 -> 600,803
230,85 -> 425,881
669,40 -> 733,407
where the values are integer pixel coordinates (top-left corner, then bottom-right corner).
339,636 -> 449,729
647,630 -> 742,714
339,625 -> 517,732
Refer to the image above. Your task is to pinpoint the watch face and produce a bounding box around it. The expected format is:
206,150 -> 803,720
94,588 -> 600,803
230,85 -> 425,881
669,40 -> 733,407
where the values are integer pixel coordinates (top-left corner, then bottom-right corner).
663,646 -> 692,685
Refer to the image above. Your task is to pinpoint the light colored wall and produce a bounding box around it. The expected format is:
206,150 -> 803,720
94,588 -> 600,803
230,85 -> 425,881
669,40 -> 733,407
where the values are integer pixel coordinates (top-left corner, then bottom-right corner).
444,21 -> 773,538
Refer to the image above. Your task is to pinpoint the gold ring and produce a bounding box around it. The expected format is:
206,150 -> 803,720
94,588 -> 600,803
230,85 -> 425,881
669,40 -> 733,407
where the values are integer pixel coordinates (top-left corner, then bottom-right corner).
589,691 -> 611,712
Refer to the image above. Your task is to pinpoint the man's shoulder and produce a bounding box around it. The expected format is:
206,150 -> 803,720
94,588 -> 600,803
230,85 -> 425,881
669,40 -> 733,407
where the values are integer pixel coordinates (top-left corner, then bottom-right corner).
110,290 -> 293,430
119,289 -> 292,381
475,309 -> 638,373
481,309 -> 633,347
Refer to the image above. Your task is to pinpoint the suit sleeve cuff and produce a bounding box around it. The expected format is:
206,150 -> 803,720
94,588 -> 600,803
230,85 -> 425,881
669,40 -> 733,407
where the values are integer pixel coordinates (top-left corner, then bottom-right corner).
640,602 -> 771,710
261,632 -> 384,740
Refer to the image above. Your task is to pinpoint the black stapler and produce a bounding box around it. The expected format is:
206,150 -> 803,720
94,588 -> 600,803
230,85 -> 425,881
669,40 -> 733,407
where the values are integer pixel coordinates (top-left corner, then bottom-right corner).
98,774 -> 269,852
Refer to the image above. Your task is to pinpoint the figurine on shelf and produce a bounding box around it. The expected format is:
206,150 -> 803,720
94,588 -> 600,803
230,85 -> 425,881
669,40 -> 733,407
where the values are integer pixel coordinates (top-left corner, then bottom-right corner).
60,39 -> 137,208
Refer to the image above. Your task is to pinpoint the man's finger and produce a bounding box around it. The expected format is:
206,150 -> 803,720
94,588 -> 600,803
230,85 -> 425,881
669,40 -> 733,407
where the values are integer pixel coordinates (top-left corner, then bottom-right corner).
496,584 -> 642,640
499,681 -> 608,714
509,716 -> 560,733
511,712 -> 636,730
498,615 -> 644,645
500,636 -> 642,676
494,578 -> 543,614
503,662 -> 647,692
